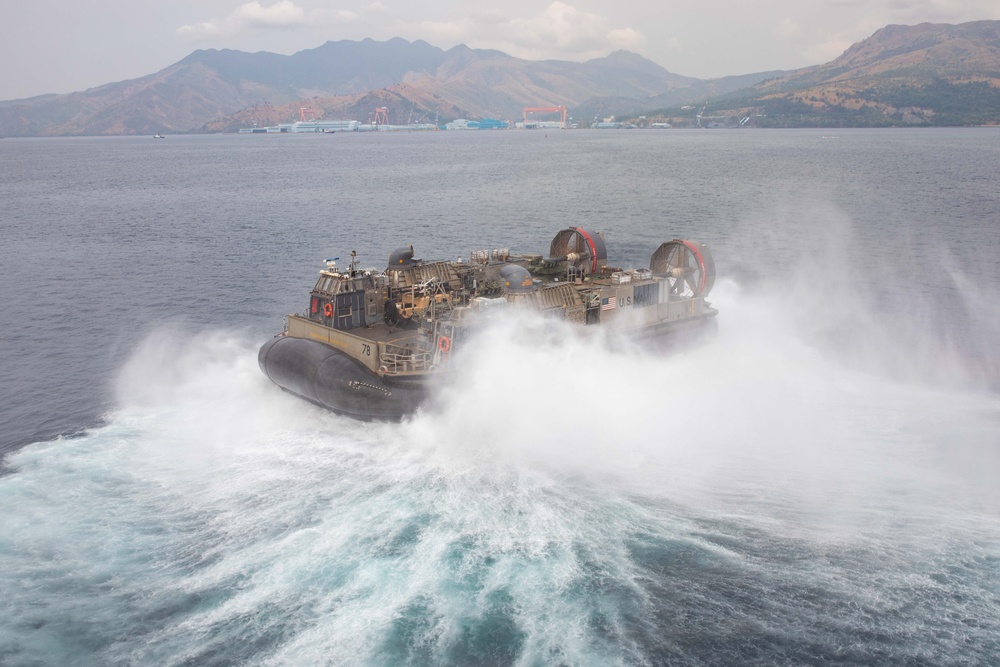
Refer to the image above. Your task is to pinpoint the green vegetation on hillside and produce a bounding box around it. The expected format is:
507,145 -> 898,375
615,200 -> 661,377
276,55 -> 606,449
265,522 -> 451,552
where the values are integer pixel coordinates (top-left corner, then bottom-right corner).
864,80 -> 1000,125
643,80 -> 1000,128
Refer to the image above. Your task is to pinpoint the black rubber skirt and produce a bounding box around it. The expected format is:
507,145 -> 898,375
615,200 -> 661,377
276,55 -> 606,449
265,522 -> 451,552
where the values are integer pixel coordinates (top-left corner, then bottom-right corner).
258,336 -> 429,421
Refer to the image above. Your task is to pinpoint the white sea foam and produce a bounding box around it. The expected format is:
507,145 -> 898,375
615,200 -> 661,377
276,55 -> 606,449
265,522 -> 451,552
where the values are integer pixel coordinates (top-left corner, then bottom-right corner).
2,267 -> 999,665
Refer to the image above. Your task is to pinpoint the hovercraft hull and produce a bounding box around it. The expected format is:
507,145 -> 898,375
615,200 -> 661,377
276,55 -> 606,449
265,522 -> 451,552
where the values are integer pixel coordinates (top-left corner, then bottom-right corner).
258,336 -> 428,421
260,227 -> 720,421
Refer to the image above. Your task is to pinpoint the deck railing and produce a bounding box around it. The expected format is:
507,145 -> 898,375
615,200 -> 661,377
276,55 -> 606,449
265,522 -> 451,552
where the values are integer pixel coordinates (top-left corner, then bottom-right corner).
379,343 -> 432,374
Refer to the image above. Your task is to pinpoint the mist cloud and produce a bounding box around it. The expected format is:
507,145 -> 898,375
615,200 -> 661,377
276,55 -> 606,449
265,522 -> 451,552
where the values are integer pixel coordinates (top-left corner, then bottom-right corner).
178,1 -> 311,41
394,1 -> 646,61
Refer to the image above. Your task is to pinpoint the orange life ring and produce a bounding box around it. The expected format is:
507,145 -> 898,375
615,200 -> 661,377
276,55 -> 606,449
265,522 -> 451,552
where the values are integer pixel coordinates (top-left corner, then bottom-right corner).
438,336 -> 451,353
323,302 -> 334,318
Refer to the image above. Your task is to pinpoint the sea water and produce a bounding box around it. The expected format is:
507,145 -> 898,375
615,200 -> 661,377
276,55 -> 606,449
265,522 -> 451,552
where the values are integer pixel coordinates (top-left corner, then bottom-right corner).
1,129 -> 999,665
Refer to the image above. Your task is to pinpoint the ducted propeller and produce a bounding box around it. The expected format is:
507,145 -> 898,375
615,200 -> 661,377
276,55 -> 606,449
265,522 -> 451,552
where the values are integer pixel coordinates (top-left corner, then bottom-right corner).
650,240 -> 715,297
548,227 -> 607,274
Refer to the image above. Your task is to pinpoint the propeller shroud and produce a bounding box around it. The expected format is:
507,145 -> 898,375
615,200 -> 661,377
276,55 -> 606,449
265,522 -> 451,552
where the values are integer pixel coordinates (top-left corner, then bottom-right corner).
650,240 -> 715,298
548,227 -> 607,275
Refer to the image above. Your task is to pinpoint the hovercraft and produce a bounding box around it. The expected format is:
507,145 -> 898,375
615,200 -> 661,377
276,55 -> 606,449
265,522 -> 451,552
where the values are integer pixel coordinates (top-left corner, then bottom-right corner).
259,228 -> 717,420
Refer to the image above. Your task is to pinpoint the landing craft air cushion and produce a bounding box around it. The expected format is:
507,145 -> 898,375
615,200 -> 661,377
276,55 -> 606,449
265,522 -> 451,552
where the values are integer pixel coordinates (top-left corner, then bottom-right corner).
259,228 -> 717,420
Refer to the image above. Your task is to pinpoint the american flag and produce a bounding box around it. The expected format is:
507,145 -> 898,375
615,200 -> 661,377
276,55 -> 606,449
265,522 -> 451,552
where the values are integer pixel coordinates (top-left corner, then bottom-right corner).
601,296 -> 617,311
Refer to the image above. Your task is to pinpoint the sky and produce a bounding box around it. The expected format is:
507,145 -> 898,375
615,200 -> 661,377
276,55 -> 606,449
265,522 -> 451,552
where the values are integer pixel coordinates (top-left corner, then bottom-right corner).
2,0 -> 998,100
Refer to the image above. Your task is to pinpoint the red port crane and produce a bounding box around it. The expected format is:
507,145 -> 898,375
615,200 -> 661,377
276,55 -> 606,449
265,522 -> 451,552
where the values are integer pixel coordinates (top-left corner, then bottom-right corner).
523,105 -> 567,128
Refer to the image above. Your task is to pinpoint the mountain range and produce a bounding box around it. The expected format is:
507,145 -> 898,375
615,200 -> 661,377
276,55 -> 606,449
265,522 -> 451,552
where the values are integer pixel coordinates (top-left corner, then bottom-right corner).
2,20 -> 999,136
693,20 -> 1000,127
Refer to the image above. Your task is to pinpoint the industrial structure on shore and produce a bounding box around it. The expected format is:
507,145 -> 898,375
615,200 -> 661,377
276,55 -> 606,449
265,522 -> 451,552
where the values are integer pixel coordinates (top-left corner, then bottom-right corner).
238,120 -> 364,133
238,104 -> 596,133
520,106 -> 568,129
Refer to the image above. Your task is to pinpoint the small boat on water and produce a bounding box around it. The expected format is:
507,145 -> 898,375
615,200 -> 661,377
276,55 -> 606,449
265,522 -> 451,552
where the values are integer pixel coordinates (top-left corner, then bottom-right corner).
259,227 -> 718,420
153,133 -> 165,139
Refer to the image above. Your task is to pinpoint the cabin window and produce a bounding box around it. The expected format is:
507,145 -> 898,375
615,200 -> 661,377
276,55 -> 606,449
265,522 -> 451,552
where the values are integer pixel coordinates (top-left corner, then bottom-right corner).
310,297 -> 319,314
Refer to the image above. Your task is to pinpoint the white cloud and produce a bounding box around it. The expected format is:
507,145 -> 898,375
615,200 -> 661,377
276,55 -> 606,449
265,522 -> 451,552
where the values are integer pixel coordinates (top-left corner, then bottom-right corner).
311,8 -> 359,24
177,21 -> 224,40
178,1 -> 310,41
237,1 -> 306,28
514,2 -> 646,56
391,1 -> 646,61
